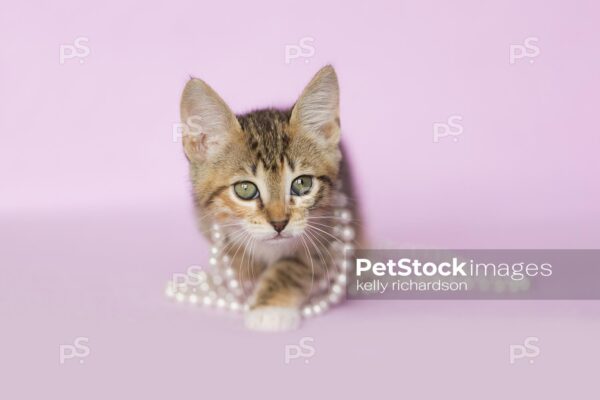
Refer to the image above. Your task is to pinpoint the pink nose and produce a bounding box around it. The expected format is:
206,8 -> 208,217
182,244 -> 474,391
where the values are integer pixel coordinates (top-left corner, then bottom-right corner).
270,220 -> 289,233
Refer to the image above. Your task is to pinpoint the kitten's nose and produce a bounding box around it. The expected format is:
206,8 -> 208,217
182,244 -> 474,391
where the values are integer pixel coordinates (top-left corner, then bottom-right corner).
270,219 -> 289,233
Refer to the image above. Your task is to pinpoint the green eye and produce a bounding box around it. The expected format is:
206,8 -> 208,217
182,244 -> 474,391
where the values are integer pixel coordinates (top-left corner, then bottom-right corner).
234,181 -> 259,200
291,175 -> 313,196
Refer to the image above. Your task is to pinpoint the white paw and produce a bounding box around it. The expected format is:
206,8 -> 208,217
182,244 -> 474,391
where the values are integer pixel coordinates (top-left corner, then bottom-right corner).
245,306 -> 301,332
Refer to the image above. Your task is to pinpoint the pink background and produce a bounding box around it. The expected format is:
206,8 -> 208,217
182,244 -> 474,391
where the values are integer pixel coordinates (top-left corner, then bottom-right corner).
1,0 -> 599,398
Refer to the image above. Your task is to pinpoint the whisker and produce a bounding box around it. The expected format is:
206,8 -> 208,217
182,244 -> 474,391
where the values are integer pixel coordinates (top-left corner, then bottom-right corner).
195,209 -> 221,225
306,215 -> 364,226
306,227 -> 337,268
299,234 -> 315,298
304,228 -> 330,292
306,227 -> 340,277
241,234 -> 256,297
249,235 -> 257,284
239,233 -> 253,298
217,222 -> 246,229
306,223 -> 343,243
231,231 -> 251,295
219,228 -> 249,254
305,221 -> 337,230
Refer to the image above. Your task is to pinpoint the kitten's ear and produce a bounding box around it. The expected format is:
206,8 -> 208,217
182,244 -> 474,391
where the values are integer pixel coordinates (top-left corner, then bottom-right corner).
180,78 -> 241,162
290,65 -> 340,146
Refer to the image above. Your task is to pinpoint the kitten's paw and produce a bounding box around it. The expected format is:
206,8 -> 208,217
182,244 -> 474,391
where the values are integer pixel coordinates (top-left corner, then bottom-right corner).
245,306 -> 301,332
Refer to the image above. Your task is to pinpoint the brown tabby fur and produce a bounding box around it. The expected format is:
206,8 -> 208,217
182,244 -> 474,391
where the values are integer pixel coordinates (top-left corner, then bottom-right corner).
180,66 -> 360,329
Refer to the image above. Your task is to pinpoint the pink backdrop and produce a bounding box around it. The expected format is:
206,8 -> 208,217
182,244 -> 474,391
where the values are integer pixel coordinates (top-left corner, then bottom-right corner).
1,0 -> 598,398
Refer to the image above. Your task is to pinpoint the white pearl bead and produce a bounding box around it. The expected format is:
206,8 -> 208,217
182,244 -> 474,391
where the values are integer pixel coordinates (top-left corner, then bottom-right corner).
343,244 -> 354,254
338,259 -> 350,271
342,227 -> 355,241
478,278 -> 491,292
167,185 -> 352,317
228,280 -> 239,289
312,304 -> 322,315
507,278 -> 520,293
339,210 -> 352,223
331,284 -> 343,295
196,271 -> 208,281
177,284 -> 188,293
319,300 -> 329,312
212,275 -> 224,286
328,293 -> 341,304
224,267 -> 235,278
493,279 -> 506,293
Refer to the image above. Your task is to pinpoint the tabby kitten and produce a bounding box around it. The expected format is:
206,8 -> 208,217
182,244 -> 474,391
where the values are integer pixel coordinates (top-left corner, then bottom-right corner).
180,65 -> 357,331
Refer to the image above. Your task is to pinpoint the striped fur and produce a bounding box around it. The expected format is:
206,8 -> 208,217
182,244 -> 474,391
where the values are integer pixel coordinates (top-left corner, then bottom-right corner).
180,66 -> 359,330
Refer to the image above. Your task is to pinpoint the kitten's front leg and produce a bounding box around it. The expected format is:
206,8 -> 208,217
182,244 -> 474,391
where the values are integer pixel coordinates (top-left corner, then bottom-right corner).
245,258 -> 313,332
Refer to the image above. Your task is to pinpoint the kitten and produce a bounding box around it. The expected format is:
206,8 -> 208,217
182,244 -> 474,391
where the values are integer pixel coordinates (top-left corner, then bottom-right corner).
179,65 -> 359,331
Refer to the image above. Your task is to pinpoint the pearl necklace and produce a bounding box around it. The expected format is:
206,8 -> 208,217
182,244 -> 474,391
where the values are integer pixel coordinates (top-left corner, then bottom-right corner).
165,188 -> 355,319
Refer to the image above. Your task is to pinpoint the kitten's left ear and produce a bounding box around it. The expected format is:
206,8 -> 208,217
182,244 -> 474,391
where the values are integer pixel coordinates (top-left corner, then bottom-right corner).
180,77 -> 241,163
290,65 -> 340,146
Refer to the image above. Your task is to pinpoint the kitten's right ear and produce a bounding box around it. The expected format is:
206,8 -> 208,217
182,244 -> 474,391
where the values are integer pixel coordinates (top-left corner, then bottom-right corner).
180,78 -> 240,162
290,65 -> 340,147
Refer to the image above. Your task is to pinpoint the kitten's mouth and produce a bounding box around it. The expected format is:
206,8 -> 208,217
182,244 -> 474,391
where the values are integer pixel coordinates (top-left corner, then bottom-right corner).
265,233 -> 293,242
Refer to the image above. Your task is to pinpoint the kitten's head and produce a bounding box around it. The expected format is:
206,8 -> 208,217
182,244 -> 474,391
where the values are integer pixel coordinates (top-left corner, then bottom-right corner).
180,66 -> 341,245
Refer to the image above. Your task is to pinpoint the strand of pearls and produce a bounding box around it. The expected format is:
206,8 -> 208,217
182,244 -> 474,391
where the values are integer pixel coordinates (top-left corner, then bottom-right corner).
165,185 -> 355,319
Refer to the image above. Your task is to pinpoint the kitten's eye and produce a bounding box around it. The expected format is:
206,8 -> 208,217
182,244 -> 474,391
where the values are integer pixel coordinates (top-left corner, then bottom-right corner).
234,181 -> 259,200
291,175 -> 313,196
